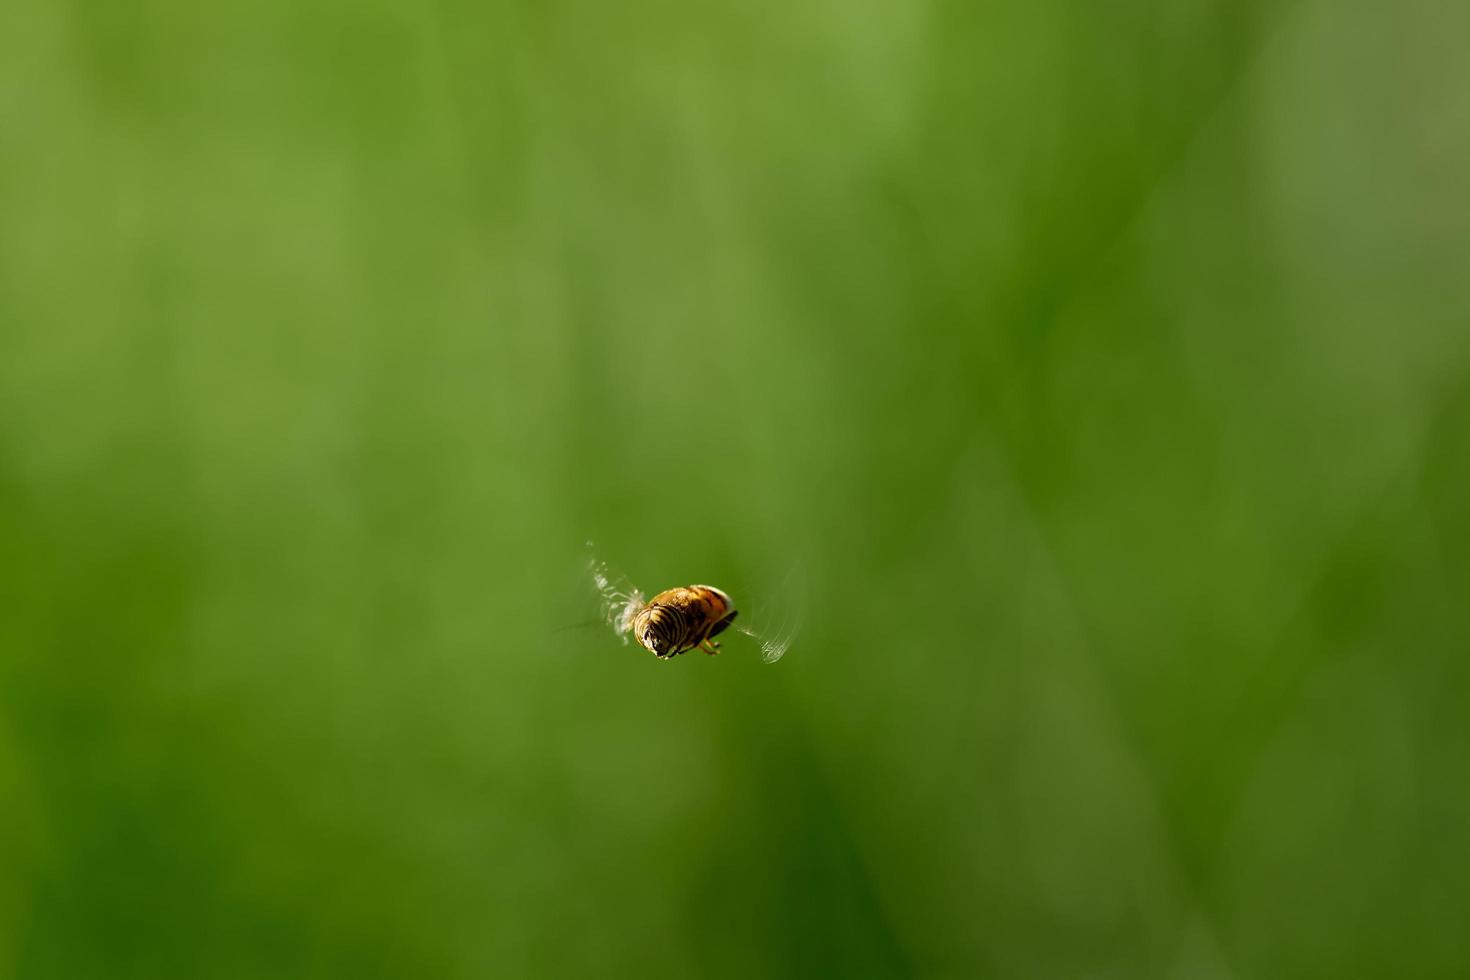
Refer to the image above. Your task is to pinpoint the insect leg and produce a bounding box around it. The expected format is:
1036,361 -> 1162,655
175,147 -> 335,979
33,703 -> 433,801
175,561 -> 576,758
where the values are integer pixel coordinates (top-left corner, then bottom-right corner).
707,611 -> 737,639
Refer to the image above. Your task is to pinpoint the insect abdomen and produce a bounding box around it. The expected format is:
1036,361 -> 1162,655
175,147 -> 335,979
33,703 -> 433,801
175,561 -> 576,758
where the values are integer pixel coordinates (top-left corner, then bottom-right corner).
635,585 -> 735,658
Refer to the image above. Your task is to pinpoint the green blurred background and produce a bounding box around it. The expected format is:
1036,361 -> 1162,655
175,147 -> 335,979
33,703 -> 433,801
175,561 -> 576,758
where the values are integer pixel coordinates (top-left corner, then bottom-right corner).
3,0 -> 1469,976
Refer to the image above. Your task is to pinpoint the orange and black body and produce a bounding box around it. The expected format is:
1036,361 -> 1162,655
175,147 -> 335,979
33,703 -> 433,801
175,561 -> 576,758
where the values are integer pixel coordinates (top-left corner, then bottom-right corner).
631,585 -> 738,659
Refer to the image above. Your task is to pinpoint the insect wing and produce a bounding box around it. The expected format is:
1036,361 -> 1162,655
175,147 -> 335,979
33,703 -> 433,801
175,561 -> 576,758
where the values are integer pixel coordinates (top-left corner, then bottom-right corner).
585,542 -> 645,643
730,564 -> 804,664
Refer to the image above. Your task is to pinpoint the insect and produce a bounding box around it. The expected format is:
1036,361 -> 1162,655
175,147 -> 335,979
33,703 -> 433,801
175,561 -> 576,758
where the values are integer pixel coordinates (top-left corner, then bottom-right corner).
588,545 -> 796,663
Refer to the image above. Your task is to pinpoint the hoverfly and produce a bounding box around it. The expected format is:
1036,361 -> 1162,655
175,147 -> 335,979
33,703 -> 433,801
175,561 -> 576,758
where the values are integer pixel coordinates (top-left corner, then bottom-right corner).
588,545 -> 796,663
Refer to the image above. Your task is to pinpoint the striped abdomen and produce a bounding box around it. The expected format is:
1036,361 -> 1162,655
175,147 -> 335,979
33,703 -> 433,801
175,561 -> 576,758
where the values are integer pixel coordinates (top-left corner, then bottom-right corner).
631,585 -> 737,659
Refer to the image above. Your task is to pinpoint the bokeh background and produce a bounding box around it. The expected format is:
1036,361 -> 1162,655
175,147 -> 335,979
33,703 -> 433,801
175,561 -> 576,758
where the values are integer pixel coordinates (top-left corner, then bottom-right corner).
3,0 -> 1469,976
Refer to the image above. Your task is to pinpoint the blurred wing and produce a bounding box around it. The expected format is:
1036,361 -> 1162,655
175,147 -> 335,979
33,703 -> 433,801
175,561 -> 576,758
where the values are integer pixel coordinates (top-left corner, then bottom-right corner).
730,563 -> 804,664
586,541 -> 645,643
734,621 -> 797,664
